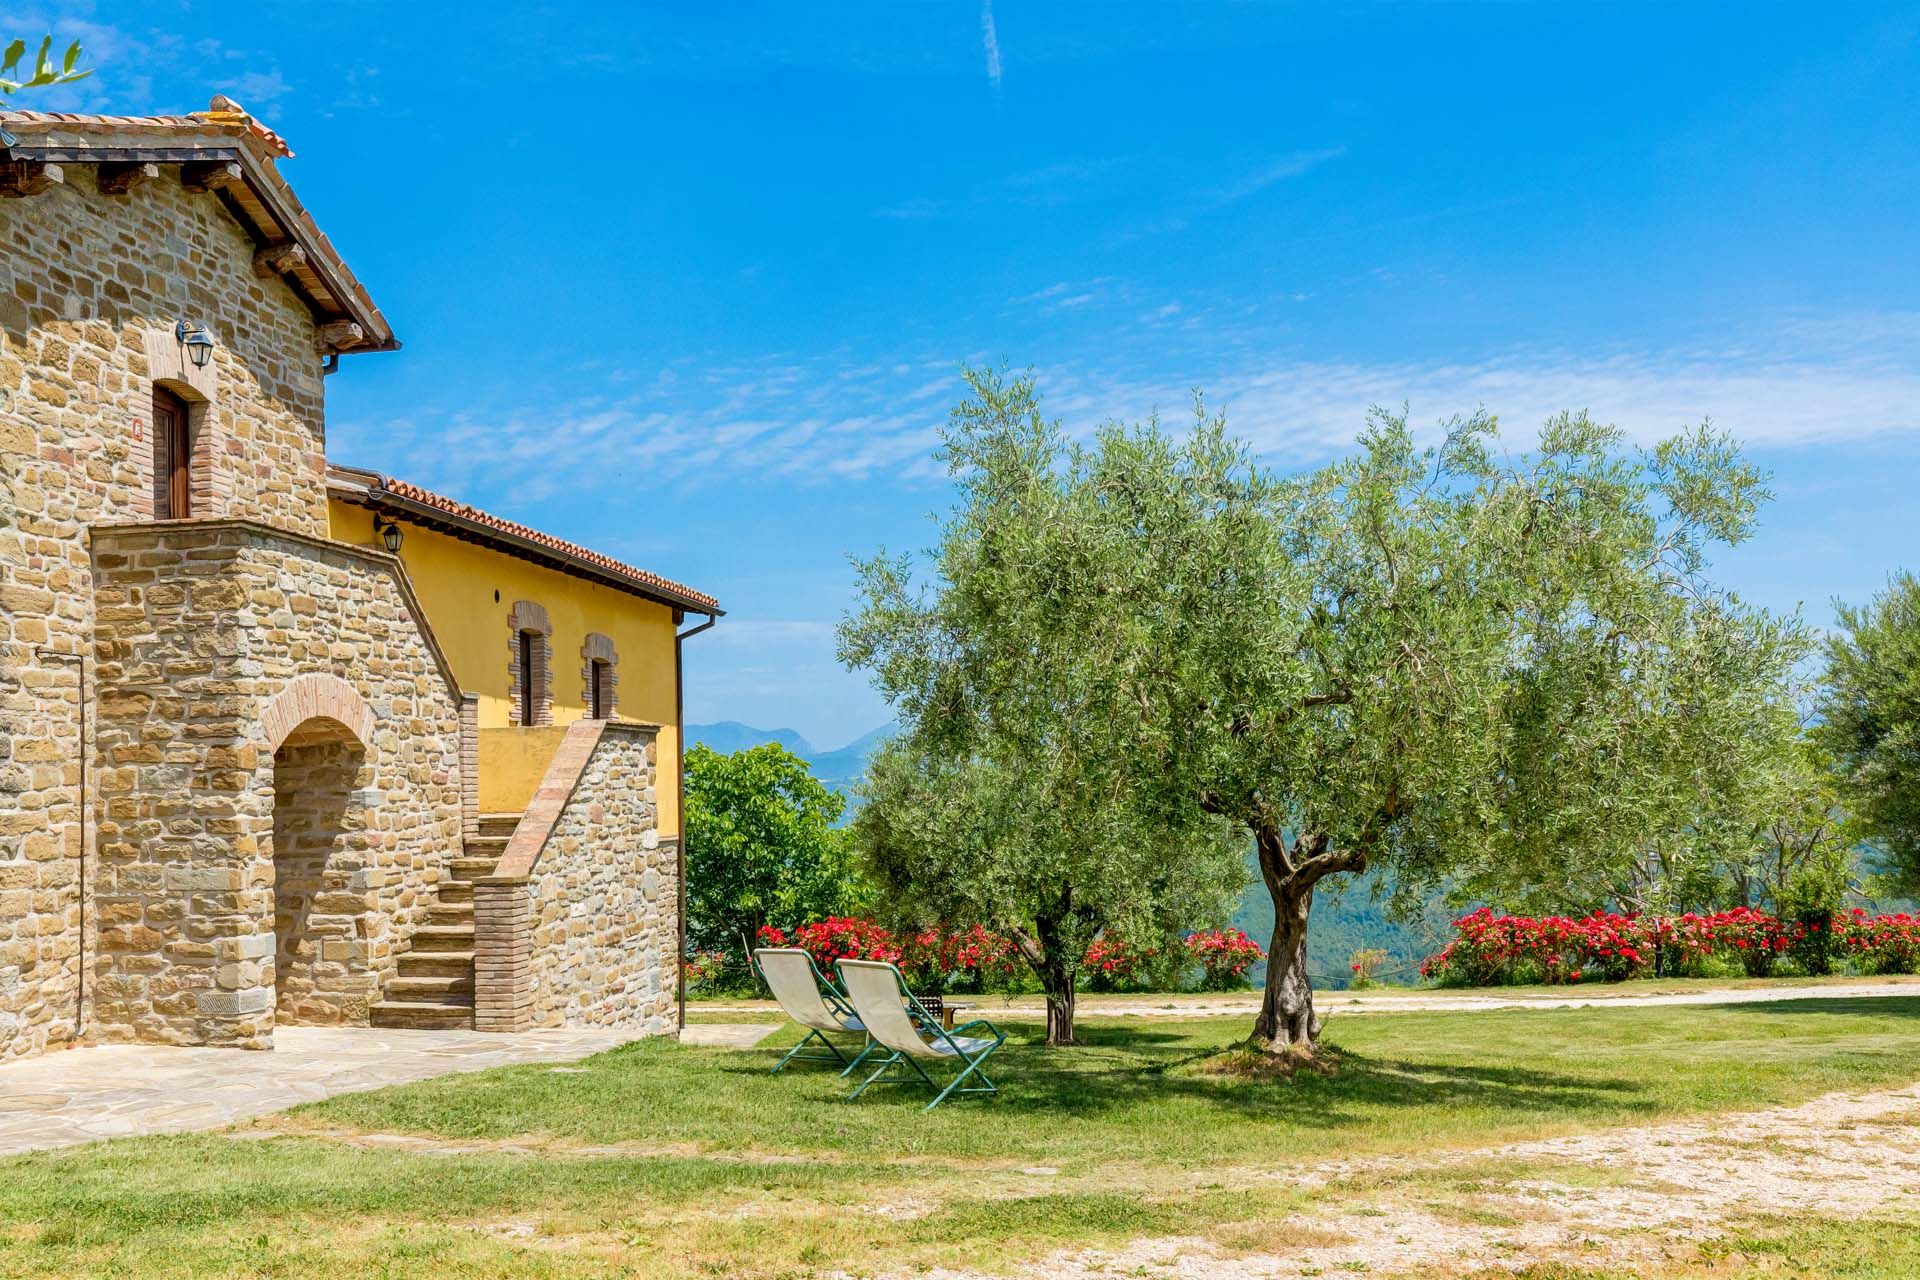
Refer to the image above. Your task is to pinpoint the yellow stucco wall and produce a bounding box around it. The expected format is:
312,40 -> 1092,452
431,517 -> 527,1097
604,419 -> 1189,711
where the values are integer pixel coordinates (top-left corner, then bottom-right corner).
478,725 -> 571,813
328,500 -> 682,835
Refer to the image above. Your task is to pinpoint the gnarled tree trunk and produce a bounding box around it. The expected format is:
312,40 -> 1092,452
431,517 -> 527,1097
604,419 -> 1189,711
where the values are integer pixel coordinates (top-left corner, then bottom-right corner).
1013,904 -> 1082,1046
1247,826 -> 1363,1057
1253,880 -> 1319,1050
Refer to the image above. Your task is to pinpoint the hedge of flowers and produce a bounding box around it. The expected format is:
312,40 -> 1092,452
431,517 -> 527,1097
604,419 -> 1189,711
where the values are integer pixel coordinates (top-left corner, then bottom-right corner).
755,919 -> 1264,991
1839,908 -> 1920,975
1186,928 -> 1266,990
1422,906 -> 1920,986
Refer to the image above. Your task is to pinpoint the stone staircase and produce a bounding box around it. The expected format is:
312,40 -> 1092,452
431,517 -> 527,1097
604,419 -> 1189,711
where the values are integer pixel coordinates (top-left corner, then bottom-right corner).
370,812 -> 522,1030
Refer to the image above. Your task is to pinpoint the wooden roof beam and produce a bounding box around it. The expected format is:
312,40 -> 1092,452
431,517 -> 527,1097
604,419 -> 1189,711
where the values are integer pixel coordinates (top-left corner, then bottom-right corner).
180,159 -> 243,192
96,161 -> 159,195
0,160 -> 63,197
253,242 -> 307,277
318,320 -> 364,351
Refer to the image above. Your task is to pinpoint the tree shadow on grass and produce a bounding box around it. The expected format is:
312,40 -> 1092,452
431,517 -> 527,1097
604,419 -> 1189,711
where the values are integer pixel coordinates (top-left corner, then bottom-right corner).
986,1045 -> 1646,1130
715,1021 -> 1649,1133
1704,995 -> 1920,1020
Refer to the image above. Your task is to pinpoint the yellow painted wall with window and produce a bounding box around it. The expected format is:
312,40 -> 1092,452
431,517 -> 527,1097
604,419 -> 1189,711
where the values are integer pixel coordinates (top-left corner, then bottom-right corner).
328,501 -> 682,835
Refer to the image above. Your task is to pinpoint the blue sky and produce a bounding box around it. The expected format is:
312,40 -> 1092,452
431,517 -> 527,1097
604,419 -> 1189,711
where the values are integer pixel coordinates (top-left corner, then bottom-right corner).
32,3 -> 1920,748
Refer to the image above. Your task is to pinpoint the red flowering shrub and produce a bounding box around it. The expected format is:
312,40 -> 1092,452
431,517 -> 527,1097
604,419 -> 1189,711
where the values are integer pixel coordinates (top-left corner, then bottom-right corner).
1185,928 -> 1264,991
1835,909 -> 1920,975
902,923 -> 1023,990
756,917 -> 902,971
1420,908 -> 1601,986
1422,906 -> 1862,986
1706,906 -> 1803,976
1084,935 -> 1153,992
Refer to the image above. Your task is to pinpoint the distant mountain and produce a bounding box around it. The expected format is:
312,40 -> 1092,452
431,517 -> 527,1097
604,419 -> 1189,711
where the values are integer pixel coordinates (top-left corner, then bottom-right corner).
809,725 -> 894,794
1230,857 -> 1455,991
685,721 -> 815,757
685,721 -> 893,798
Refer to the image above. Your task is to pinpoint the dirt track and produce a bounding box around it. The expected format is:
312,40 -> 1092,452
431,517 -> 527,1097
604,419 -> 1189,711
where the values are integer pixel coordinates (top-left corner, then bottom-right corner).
931,1079 -> 1920,1278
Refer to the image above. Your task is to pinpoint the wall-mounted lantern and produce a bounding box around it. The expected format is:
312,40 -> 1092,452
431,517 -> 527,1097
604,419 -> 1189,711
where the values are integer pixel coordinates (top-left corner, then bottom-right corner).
377,518 -> 404,555
174,319 -> 216,369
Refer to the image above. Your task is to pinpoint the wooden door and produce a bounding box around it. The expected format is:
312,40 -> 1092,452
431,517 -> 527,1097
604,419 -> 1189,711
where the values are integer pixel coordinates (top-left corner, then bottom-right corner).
153,386 -> 190,519
518,630 -> 537,725
590,660 -> 611,719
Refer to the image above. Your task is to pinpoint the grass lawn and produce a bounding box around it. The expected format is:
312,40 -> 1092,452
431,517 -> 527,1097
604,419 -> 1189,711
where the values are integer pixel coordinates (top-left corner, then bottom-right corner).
1,998 -> 1917,1278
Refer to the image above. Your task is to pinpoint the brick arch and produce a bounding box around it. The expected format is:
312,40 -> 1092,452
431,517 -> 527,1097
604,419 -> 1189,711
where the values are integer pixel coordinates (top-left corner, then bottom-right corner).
581,632 -> 618,719
508,600 -> 554,726
261,673 -> 376,752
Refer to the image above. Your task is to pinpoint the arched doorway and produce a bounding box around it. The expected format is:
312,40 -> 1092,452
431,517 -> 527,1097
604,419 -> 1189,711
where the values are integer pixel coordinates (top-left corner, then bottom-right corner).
262,674 -> 379,1026
271,717 -> 370,1025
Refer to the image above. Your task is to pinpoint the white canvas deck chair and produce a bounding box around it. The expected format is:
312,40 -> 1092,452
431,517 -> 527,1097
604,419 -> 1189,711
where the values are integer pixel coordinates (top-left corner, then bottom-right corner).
836,958 -> 1006,1110
753,947 -> 874,1075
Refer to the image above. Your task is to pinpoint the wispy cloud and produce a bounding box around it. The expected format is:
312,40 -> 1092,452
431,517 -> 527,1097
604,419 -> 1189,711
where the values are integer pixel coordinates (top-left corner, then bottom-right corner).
214,68 -> 291,108
1208,147 -> 1348,205
333,316 -> 1920,511
701,619 -> 840,645
1115,146 -> 1347,242
980,0 -> 1003,95
1008,279 -> 1111,314
12,9 -> 293,116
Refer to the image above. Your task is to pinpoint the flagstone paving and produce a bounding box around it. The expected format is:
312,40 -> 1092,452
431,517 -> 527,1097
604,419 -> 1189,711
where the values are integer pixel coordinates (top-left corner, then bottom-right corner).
0,1025 -> 644,1156
676,1021 -> 781,1049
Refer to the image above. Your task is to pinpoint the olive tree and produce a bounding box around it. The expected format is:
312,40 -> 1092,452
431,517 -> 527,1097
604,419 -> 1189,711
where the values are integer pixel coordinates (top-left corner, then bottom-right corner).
848,368 -> 1797,1059
1,37 -> 90,102
1819,572 -> 1920,895
838,377 -> 1246,1046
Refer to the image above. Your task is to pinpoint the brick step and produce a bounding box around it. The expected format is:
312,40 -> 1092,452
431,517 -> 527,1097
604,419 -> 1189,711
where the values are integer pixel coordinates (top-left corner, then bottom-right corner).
428,901 -> 474,926
477,811 -> 523,838
406,924 -> 475,950
385,973 -> 474,1000
463,833 -> 511,857
395,949 -> 474,978
448,857 -> 498,881
436,880 -> 473,904
370,1000 -> 474,1030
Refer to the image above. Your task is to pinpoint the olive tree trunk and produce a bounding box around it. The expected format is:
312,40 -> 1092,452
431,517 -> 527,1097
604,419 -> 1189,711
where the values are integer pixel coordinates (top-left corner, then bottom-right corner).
1252,880 -> 1319,1050
1013,907 -> 1082,1046
1247,827 -> 1362,1056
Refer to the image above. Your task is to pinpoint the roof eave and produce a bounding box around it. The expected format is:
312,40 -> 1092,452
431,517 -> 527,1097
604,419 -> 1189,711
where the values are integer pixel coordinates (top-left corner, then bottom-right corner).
0,124 -> 394,355
328,469 -> 723,617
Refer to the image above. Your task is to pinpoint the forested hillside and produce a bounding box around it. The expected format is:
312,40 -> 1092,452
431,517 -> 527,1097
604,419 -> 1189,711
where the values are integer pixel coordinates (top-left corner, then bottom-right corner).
1231,859 -> 1456,990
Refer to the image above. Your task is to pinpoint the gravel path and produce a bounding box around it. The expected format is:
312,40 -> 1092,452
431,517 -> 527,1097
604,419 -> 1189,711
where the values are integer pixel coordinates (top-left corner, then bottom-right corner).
926,1079 -> 1920,1278
699,976 -> 1920,1020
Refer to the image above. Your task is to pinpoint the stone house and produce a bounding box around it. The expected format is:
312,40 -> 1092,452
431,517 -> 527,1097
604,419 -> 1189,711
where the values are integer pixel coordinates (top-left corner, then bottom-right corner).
0,102 -> 720,1062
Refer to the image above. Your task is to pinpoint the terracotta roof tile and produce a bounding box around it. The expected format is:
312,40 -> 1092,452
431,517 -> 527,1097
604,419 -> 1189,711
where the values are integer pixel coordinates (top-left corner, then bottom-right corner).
0,106 -> 294,156
332,468 -> 721,614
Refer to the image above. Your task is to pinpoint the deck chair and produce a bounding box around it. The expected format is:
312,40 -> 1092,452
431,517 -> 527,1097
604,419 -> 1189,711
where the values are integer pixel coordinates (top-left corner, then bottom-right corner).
752,947 -> 875,1075
836,958 -> 1006,1110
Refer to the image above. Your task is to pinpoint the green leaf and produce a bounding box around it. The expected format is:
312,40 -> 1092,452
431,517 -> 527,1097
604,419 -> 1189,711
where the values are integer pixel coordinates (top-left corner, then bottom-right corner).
2,39 -> 25,75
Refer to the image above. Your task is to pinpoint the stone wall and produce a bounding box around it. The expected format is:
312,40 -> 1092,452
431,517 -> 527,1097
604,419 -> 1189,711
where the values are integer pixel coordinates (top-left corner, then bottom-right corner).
0,166 -> 330,1061
88,519 -> 462,1047
474,721 -> 676,1034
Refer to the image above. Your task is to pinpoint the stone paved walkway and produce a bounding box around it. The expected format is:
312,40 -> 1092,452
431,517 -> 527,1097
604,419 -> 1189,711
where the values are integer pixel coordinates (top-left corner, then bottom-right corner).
0,1025 -> 639,1156
678,1022 -> 781,1049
